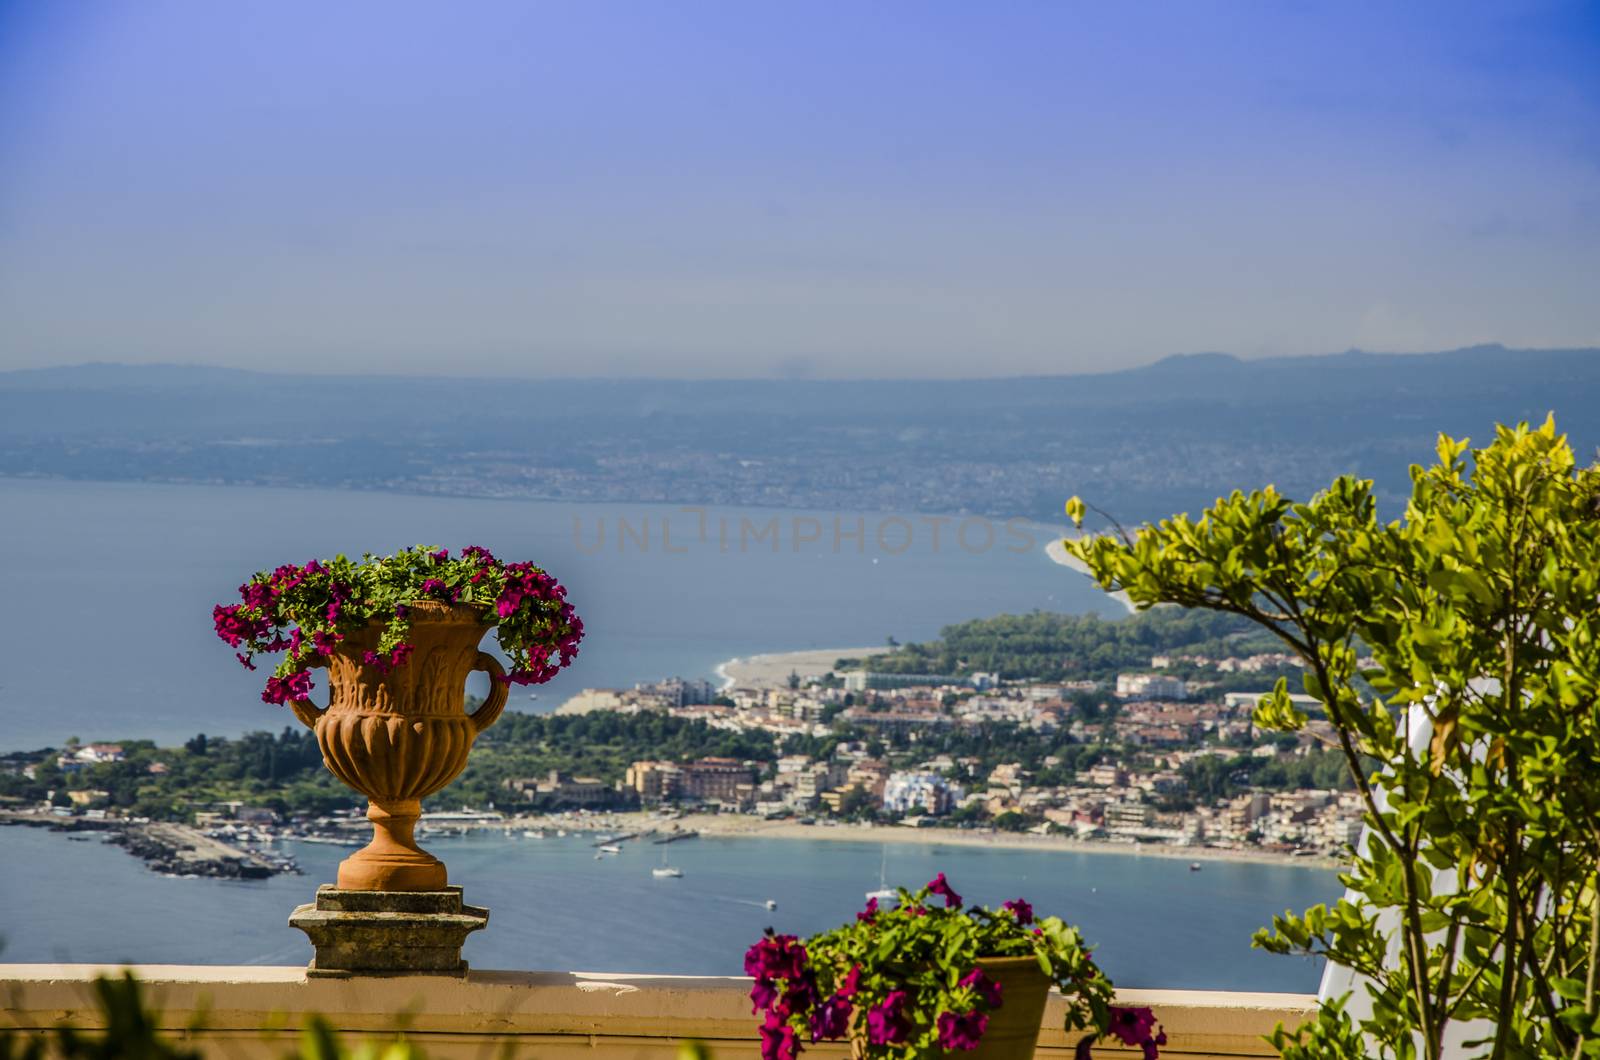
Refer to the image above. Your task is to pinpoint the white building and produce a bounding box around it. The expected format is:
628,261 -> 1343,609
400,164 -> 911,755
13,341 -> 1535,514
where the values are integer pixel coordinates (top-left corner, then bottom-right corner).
1114,673 -> 1189,700
882,772 -> 963,816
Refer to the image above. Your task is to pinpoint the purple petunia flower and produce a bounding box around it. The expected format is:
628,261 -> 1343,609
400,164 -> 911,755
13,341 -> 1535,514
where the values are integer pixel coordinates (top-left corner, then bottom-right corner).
1003,898 -> 1034,924
1107,1007 -> 1166,1059
759,1010 -> 799,1060
937,1009 -> 989,1051
927,872 -> 962,908
261,670 -> 313,705
810,993 -> 852,1041
865,990 -> 912,1045
744,934 -> 809,983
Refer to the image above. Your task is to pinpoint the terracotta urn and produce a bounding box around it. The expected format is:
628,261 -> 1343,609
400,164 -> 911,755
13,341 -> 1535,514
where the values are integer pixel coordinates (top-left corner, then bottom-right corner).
849,956 -> 1053,1060
286,601 -> 508,891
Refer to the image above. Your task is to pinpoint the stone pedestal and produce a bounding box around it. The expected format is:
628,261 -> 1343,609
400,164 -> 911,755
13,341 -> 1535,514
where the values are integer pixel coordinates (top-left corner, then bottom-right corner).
289,885 -> 488,976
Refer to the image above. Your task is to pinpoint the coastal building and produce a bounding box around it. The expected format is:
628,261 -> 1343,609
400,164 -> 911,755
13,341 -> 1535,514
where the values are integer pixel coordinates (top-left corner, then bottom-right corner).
1084,763 -> 1128,787
882,771 -> 962,816
507,770 -> 617,808
846,759 -> 891,799
1222,691 -> 1321,715
1104,800 -> 1154,832
678,757 -> 754,804
841,671 -> 965,692
624,760 -> 682,802
626,757 -> 755,805
838,707 -> 954,736
634,676 -> 717,708
1114,673 -> 1189,700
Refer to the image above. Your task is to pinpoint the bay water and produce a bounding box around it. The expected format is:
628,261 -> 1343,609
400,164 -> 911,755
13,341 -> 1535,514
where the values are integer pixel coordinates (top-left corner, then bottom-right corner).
0,477 -> 1337,988
0,478 -> 1104,750
0,826 -> 1331,990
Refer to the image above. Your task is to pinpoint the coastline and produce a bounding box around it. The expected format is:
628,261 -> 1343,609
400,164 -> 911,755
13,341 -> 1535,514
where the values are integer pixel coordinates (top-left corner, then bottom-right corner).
716,646 -> 882,691
1044,535 -> 1135,614
506,811 -> 1343,871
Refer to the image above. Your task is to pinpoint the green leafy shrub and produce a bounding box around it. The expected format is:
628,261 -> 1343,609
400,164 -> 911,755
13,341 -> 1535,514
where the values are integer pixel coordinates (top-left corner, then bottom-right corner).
1067,416 -> 1600,1059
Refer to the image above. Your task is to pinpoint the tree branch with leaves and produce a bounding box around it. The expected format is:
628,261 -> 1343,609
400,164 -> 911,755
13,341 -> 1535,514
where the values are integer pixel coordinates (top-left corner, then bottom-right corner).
1065,416 -> 1600,1059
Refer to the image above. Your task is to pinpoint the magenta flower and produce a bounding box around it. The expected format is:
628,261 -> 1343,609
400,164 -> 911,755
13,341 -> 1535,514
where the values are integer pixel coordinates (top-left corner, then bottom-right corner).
213,604 -> 265,648
865,990 -> 912,1045
239,581 -> 275,612
744,934 -> 809,982
926,872 -> 963,908
750,978 -> 779,1014
1107,1007 -> 1166,1059
763,970 -> 819,1021
261,670 -> 313,705
958,968 -> 1003,1010
1003,898 -> 1034,924
810,993 -> 852,1041
839,965 -> 862,999
311,630 -> 341,656
759,1010 -> 799,1060
432,549 -> 449,562
856,896 -> 879,923
419,578 -> 460,601
937,1009 -> 989,1051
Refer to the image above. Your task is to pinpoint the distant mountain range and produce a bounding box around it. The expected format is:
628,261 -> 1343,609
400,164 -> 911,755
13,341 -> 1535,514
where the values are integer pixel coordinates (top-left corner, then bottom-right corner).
3,344 -> 1597,522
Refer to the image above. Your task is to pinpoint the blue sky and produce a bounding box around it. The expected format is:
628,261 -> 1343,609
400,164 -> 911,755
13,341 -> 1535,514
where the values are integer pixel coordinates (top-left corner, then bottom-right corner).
0,1 -> 1596,378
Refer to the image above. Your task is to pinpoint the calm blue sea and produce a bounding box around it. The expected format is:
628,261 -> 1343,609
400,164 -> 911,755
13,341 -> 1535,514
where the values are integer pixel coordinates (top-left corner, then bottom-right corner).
0,826 -> 1333,990
0,478 -> 1107,751
0,478 -> 1339,988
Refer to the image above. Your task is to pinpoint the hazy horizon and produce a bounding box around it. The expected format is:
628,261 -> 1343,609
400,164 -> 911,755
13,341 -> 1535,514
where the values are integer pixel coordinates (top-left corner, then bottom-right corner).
7,342 -> 1600,384
2,1 -> 1597,379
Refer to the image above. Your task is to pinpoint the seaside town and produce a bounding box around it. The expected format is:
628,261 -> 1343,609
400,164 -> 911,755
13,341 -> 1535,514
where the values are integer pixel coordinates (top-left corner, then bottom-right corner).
1,624 -> 1366,877
549,647 -> 1363,861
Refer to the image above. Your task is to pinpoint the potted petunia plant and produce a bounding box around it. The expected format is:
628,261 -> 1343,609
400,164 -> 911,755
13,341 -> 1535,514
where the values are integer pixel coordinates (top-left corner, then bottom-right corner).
212,544 -> 582,890
745,874 -> 1164,1059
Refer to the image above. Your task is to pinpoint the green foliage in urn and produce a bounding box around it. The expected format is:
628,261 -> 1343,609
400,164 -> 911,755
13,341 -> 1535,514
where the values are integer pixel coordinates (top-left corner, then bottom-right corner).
1065,416 -> 1600,1059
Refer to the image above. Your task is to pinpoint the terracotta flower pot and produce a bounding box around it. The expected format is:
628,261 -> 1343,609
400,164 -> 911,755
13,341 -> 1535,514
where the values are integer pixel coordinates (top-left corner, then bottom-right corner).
286,601 -> 509,891
850,956 -> 1053,1060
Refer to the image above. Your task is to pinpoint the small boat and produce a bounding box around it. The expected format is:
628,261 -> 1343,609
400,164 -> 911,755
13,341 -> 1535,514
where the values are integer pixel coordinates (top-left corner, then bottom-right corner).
599,845 -> 622,855
522,830 -> 545,839
865,847 -> 896,903
1189,862 -> 1203,872
653,848 -> 683,878
765,899 -> 778,910
594,854 -> 604,860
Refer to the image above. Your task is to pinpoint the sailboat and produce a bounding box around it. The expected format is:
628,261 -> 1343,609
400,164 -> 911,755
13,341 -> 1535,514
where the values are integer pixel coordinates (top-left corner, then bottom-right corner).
652,847 -> 683,879
865,846 -> 896,903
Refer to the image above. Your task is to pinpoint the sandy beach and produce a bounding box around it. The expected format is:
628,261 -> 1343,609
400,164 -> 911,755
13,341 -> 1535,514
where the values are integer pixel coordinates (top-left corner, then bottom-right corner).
518,810 -> 1341,871
717,646 -> 882,690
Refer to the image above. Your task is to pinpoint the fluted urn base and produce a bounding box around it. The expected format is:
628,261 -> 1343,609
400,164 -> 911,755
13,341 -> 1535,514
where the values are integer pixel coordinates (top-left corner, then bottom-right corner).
290,885 -> 488,976
337,798 -> 446,891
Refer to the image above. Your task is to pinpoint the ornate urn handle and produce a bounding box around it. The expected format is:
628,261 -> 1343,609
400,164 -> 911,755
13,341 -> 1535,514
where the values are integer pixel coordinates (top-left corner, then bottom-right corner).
468,651 -> 509,734
288,666 -> 327,730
